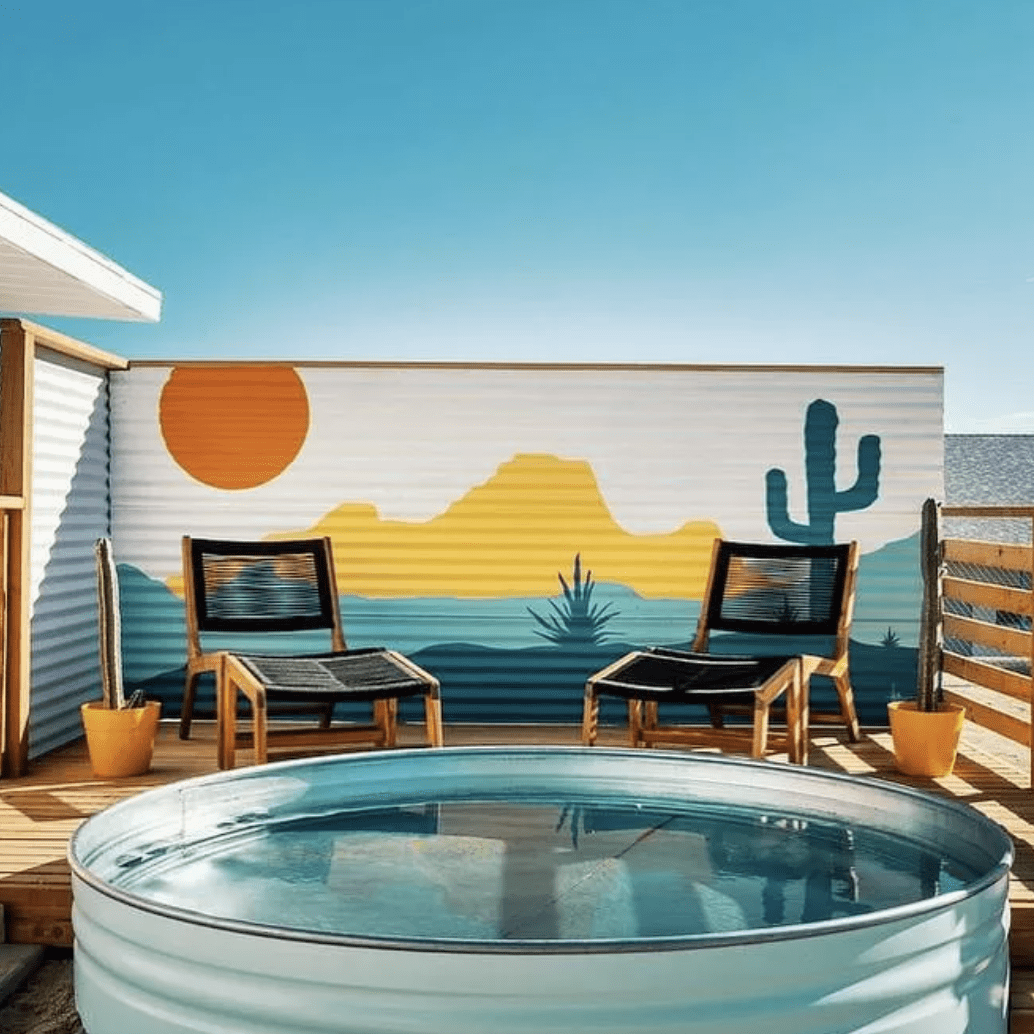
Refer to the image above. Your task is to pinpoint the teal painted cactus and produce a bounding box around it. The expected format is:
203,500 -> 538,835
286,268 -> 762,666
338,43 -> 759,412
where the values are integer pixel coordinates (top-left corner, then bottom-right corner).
766,399 -> 881,545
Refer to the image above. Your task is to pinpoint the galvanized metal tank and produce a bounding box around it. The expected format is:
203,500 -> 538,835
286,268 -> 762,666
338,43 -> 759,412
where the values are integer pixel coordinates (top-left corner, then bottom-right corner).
70,747 -> 1012,1034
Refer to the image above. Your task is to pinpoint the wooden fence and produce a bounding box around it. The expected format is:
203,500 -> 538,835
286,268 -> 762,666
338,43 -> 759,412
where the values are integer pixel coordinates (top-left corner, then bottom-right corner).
939,505 -> 1034,784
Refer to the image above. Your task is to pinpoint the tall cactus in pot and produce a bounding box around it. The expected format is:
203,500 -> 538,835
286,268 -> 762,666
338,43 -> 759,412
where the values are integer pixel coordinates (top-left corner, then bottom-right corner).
916,497 -> 942,712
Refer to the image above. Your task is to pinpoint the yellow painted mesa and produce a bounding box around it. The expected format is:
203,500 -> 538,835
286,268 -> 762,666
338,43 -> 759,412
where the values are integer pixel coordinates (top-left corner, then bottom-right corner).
283,454 -> 720,601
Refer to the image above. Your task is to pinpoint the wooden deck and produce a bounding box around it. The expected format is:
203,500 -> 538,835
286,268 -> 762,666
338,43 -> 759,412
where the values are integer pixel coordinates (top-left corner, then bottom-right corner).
3,718 -> 1034,1028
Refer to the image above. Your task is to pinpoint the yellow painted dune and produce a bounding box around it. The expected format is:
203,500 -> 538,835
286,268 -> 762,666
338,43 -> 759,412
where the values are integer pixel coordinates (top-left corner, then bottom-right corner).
281,453 -> 721,600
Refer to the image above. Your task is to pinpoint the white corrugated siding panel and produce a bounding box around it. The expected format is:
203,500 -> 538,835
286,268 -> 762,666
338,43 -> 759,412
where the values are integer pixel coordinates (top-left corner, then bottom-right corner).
111,364 -> 943,726
28,347 -> 110,758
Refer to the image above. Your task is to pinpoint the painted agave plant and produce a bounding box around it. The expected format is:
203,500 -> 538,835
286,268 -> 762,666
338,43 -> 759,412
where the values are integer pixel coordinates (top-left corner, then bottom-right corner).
528,553 -> 619,647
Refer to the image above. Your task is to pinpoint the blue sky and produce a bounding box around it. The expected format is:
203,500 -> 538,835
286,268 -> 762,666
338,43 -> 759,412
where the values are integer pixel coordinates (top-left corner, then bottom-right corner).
3,0 -> 1031,432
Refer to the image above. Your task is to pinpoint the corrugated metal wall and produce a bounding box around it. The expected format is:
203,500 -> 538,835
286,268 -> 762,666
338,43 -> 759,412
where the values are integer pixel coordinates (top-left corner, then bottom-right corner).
111,363 -> 944,727
28,346 -> 110,758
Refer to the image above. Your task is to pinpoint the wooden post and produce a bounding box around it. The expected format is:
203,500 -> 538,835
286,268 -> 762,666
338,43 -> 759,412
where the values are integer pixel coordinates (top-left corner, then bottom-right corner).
1029,514 -> 1034,789
0,509 -> 6,772
0,320 -> 33,777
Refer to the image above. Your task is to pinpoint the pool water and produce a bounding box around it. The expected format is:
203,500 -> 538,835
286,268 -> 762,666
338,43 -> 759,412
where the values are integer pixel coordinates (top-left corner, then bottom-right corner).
109,797 -> 975,943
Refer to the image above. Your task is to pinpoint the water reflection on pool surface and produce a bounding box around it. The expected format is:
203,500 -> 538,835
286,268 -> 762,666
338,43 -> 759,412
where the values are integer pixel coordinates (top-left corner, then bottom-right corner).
111,797 -> 975,943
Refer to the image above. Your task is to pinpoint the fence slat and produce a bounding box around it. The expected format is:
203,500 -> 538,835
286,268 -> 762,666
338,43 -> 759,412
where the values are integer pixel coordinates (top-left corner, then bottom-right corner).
944,612 -> 1031,658
944,575 -> 1033,618
943,652 -> 1032,702
943,538 -> 1033,573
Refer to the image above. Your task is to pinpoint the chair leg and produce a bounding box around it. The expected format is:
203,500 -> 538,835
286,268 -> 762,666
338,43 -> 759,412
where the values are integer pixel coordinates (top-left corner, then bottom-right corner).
217,659 -> 235,770
318,702 -> 334,729
371,699 -> 392,747
581,685 -> 599,745
706,704 -> 725,730
180,671 -> 200,740
423,690 -> 444,747
627,699 -> 643,747
785,665 -> 807,766
797,669 -> 810,766
251,691 -> 268,766
751,697 -> 771,759
645,700 -> 659,730
222,657 -> 268,768
834,673 -> 861,742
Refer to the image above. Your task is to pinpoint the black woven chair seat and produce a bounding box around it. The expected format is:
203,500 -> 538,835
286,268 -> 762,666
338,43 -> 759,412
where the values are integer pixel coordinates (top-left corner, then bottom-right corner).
237,649 -> 430,702
594,648 -> 796,702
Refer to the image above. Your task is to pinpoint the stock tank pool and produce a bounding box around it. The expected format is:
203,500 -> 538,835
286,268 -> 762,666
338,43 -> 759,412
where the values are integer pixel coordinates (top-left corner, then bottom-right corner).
70,747 -> 1012,1034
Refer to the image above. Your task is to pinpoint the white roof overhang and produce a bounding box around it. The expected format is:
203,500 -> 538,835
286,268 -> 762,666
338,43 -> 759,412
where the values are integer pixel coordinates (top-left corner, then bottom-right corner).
0,189 -> 162,322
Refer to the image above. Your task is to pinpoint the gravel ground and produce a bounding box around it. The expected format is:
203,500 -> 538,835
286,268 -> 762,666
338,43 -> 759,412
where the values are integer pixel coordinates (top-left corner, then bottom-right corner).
0,951 -> 82,1034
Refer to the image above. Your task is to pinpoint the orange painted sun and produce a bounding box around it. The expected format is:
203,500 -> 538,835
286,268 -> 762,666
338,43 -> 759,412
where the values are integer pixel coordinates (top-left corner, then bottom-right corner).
159,365 -> 310,490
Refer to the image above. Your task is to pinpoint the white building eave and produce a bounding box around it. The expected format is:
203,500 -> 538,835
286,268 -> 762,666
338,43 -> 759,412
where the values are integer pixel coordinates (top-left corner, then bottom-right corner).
0,190 -> 162,323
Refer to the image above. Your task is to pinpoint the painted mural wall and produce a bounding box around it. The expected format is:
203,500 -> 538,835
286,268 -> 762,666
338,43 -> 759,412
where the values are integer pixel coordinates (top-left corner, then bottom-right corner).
110,363 -> 943,726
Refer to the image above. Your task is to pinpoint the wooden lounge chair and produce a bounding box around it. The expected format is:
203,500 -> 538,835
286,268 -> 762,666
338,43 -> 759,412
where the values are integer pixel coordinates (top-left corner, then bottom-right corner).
181,535 -> 444,768
581,539 -> 860,765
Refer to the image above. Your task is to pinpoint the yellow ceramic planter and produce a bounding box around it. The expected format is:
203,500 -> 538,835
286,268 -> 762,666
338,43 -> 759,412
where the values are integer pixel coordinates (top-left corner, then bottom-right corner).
887,700 -> 965,777
81,700 -> 162,778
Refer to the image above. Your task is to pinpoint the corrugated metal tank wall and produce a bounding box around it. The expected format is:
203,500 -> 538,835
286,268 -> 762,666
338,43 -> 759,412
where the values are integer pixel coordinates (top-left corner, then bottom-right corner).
110,363 -> 943,727
28,347 -> 110,758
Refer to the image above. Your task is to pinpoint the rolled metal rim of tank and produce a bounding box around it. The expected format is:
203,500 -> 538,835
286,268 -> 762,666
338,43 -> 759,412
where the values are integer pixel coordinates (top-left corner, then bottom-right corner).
68,745 -> 1014,955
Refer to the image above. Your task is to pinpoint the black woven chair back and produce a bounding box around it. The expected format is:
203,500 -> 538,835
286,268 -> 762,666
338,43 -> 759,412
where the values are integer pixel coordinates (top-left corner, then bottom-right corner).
705,541 -> 852,638
188,538 -> 338,635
